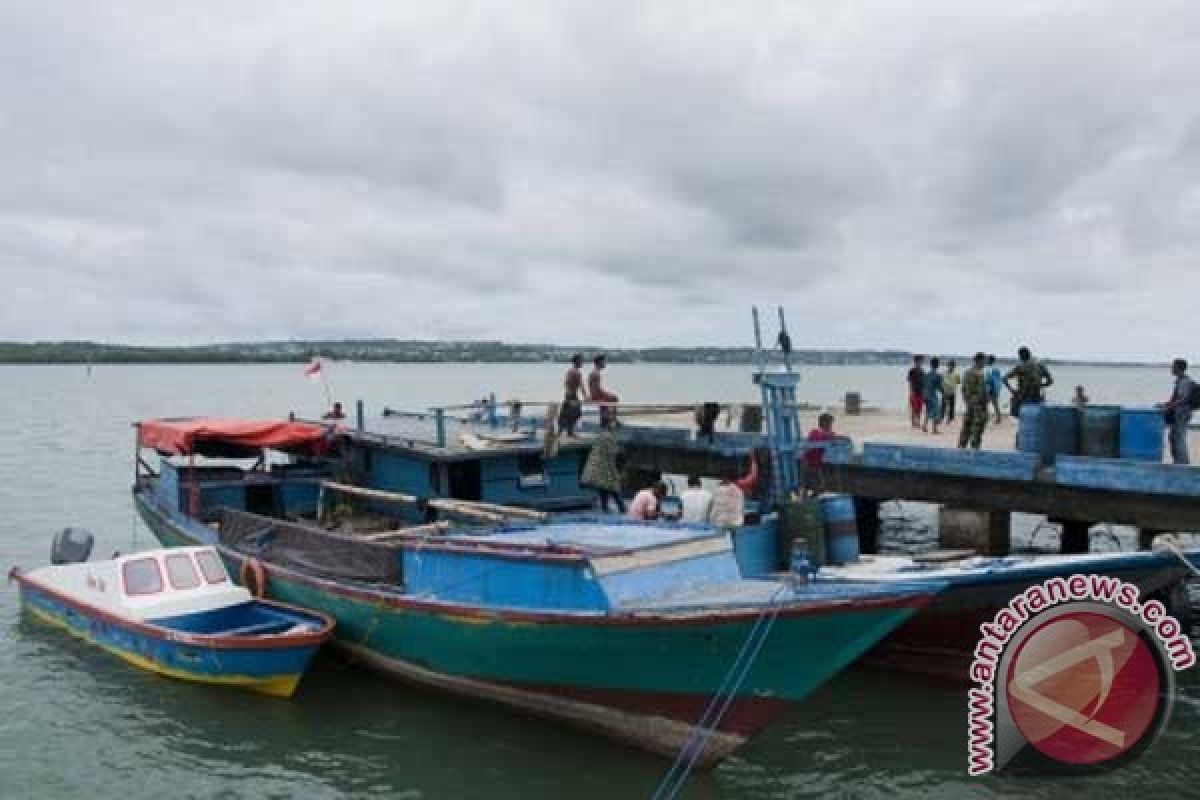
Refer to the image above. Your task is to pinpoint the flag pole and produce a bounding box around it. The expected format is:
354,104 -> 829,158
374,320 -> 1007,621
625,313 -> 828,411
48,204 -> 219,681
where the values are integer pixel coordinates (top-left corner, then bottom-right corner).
320,368 -> 333,409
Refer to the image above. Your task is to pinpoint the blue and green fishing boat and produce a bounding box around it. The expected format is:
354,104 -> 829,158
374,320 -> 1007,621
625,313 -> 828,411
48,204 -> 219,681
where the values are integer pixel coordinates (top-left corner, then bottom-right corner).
130,418 -> 942,764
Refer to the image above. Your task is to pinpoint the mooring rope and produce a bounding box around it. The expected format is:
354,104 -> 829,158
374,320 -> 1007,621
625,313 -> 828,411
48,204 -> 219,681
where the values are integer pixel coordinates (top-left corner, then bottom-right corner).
1156,534 -> 1200,579
649,583 -> 792,800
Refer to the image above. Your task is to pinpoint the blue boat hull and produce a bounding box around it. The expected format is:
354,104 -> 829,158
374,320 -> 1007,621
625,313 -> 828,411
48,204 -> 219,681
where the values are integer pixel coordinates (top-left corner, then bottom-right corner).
14,574 -> 331,697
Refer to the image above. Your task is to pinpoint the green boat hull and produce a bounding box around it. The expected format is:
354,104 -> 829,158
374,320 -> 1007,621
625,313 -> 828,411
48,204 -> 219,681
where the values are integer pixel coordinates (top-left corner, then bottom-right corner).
135,491 -> 928,763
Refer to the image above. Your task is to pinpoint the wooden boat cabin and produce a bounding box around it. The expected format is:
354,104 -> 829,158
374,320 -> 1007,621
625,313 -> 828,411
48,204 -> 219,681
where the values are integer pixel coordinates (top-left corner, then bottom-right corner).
132,410 -> 780,575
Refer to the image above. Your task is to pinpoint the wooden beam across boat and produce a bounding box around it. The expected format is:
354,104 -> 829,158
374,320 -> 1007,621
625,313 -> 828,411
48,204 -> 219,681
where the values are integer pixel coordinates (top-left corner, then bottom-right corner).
506,401 -> 701,416
320,481 -> 544,525
360,522 -> 451,541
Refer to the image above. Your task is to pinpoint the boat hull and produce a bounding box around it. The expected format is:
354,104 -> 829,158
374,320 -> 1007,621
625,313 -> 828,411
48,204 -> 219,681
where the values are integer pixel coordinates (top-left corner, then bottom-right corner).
13,568 -> 332,698
860,560 -> 1192,680
135,490 -> 931,764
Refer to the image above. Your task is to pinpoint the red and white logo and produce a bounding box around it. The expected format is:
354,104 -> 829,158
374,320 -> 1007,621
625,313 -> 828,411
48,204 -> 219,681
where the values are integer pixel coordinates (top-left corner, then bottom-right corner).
1005,610 -> 1162,766
967,575 -> 1193,775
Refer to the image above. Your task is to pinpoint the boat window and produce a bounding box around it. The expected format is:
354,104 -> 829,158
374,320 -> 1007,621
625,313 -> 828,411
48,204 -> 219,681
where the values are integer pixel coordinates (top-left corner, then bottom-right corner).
165,553 -> 201,590
517,453 -> 547,488
194,550 -> 228,584
122,558 -> 164,596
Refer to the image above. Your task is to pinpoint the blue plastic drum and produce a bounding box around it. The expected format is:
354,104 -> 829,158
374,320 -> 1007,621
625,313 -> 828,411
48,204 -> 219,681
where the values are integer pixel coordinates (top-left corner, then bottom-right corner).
1120,408 -> 1165,462
1038,405 -> 1080,465
1080,405 -> 1120,458
819,493 -> 860,565
1017,403 -> 1043,456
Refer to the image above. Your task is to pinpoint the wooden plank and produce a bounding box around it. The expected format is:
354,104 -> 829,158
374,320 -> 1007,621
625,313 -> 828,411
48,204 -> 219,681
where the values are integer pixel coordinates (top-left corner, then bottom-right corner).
322,480 -> 418,505
320,480 -> 537,525
454,500 -> 549,523
589,535 -> 732,576
361,522 -> 451,541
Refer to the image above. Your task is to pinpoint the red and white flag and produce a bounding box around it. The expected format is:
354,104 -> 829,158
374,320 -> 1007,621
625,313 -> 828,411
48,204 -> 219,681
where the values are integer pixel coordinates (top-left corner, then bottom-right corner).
303,359 -> 323,381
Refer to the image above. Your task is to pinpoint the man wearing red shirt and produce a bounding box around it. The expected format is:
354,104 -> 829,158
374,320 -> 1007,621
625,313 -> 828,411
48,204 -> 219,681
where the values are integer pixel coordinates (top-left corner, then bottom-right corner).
907,355 -> 926,428
802,413 -> 842,495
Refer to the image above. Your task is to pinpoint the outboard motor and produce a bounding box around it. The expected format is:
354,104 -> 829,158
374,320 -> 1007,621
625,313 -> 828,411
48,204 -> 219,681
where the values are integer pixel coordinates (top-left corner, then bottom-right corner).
51,527 -> 94,565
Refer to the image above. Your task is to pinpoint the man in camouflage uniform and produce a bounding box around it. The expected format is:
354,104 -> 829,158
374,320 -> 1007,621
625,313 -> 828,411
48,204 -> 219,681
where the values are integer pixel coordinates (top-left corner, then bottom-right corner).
958,352 -> 989,449
1003,346 -> 1053,418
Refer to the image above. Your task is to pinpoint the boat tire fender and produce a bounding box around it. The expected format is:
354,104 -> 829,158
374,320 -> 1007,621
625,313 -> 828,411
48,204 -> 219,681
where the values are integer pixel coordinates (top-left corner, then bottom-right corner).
240,559 -> 268,599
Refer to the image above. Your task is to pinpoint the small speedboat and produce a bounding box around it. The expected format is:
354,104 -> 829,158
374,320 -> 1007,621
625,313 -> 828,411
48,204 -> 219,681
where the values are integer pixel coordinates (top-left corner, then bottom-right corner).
9,529 -> 334,697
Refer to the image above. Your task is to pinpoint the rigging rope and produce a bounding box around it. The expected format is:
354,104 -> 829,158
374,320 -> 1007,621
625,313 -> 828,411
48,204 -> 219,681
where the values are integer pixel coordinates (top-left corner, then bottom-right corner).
649,583 -> 792,800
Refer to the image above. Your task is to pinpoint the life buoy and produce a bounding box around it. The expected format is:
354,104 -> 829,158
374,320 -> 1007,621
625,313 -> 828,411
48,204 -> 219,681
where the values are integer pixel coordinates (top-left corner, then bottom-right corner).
240,559 -> 267,599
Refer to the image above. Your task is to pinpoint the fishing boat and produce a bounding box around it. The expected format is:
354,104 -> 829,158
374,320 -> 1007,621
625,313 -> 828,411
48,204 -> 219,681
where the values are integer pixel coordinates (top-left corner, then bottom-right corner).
10,530 -> 334,698
812,548 -> 1194,680
128,419 -> 944,763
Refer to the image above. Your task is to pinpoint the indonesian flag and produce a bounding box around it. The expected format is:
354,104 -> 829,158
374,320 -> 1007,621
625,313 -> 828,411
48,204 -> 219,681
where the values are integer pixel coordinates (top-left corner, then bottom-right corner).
303,358 -> 323,381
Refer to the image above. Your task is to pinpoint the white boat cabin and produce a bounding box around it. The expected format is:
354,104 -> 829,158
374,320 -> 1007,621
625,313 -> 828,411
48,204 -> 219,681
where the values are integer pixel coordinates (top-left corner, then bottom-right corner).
32,547 -> 253,621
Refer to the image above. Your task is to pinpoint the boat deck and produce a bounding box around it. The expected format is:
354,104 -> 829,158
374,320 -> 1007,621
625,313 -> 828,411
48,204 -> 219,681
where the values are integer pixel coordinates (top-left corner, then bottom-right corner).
818,549 -> 1176,584
345,412 -> 588,456
450,522 -> 715,553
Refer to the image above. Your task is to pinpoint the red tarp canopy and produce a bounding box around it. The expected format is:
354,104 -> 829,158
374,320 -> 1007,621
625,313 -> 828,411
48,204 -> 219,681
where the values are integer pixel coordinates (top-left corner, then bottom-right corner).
137,417 -> 332,457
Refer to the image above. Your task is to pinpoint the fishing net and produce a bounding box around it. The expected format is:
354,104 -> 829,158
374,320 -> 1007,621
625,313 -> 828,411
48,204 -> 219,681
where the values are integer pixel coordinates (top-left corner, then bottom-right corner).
217,508 -> 401,584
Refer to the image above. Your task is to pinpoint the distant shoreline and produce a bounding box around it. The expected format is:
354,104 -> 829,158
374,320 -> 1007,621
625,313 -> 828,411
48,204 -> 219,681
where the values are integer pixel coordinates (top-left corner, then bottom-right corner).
0,341 -> 1168,368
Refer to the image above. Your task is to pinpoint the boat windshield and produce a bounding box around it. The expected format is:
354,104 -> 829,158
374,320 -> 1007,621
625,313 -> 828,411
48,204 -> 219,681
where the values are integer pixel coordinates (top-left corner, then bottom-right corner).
194,550 -> 228,584
165,553 -> 202,590
122,557 -> 164,596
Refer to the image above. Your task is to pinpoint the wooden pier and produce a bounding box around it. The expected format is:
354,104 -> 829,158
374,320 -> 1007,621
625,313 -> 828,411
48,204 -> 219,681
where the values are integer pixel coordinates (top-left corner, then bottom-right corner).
618,437 -> 1200,556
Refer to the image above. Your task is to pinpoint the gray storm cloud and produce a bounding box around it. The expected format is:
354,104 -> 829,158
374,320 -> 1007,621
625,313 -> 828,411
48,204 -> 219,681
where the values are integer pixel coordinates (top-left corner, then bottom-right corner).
1,1 -> 1198,359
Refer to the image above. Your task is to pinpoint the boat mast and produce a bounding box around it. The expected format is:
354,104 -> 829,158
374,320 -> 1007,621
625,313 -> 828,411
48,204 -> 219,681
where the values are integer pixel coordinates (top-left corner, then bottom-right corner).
751,306 -> 802,505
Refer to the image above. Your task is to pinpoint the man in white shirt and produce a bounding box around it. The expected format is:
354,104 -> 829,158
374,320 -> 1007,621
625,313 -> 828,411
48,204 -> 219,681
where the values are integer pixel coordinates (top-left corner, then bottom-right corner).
679,475 -> 713,525
709,479 -> 745,529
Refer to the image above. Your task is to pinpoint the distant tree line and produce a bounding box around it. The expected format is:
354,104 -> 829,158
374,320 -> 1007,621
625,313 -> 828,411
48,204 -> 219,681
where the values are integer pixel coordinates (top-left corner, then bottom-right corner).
0,340 -> 1160,367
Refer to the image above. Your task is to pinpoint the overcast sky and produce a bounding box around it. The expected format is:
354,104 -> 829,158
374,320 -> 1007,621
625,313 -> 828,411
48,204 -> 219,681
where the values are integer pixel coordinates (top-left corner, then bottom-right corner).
2,2 -> 1199,359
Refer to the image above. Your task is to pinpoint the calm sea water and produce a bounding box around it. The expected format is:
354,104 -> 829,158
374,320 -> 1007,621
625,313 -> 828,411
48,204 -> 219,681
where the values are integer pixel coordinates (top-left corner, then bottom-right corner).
0,363 -> 1196,799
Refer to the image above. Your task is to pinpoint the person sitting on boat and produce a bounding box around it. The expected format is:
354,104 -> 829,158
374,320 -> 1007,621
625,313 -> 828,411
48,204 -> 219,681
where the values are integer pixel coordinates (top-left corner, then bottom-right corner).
588,354 -> 619,406
709,479 -> 745,529
1072,385 -> 1089,409
322,402 -> 346,420
581,412 -> 624,513
557,354 -> 585,436
629,481 -> 667,521
679,476 -> 712,524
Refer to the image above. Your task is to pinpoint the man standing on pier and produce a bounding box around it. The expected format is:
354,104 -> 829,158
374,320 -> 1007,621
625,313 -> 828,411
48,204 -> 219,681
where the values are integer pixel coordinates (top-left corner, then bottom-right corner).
1163,358 -> 1195,465
958,352 -> 989,449
557,353 -> 584,436
941,360 -> 961,424
907,355 -> 926,428
1003,346 -> 1053,418
986,355 -> 1005,422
